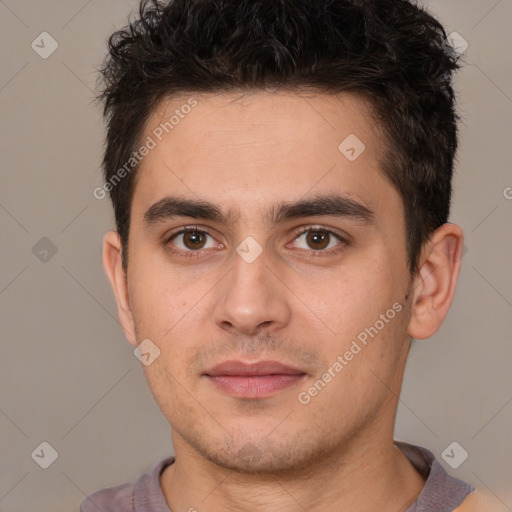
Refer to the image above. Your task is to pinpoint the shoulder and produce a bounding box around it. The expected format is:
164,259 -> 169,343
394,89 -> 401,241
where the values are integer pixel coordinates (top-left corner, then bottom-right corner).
79,456 -> 174,512
455,490 -> 510,512
79,480 -> 134,512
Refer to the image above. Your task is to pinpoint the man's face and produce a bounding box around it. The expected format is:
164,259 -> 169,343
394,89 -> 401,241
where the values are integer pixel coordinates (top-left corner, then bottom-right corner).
124,91 -> 413,473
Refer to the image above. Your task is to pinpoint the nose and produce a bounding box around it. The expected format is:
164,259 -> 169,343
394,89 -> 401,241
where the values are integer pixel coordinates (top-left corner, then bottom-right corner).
212,245 -> 292,337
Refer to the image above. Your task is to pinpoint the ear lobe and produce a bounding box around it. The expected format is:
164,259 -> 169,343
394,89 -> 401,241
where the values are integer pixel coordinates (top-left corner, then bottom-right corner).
407,223 -> 464,340
102,231 -> 138,347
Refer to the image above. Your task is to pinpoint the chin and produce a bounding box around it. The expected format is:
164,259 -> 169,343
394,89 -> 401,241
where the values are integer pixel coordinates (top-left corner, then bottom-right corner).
193,432 -> 333,477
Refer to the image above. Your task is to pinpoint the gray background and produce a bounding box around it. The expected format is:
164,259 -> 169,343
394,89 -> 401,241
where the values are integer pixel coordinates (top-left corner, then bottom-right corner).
0,0 -> 511,510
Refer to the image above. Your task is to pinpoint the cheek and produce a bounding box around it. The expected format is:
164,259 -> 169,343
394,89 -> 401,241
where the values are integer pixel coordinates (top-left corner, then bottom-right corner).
296,304 -> 409,421
129,261 -> 209,337
290,258 -> 398,339
298,259 -> 408,391
141,361 -> 197,429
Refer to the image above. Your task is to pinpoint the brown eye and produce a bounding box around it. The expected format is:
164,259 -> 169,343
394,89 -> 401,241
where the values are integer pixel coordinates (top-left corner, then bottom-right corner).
167,228 -> 218,254
305,230 -> 330,250
287,226 -> 347,257
182,231 -> 207,250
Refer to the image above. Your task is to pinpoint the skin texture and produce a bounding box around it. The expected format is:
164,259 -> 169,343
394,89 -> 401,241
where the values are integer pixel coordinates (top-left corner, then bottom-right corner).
455,490 -> 510,512
103,91 -> 464,511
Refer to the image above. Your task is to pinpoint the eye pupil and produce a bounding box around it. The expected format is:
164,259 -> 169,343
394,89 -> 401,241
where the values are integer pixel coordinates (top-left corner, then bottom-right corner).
307,231 -> 329,250
184,231 -> 206,249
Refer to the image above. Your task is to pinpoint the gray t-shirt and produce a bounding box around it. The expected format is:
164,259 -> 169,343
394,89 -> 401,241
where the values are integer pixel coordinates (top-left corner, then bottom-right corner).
80,441 -> 474,511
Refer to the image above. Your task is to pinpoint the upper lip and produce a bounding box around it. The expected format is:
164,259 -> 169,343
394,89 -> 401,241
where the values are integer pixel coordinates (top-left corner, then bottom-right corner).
204,360 -> 306,377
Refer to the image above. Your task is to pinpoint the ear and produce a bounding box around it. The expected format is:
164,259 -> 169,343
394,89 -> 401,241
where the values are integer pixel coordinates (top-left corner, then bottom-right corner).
407,223 -> 464,340
102,231 -> 138,347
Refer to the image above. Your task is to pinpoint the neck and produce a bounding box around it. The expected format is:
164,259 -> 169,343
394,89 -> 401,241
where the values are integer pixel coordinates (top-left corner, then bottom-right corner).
160,428 -> 425,512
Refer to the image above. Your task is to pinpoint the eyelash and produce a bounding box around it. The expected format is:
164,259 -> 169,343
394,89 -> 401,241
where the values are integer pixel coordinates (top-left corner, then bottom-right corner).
164,225 -> 348,259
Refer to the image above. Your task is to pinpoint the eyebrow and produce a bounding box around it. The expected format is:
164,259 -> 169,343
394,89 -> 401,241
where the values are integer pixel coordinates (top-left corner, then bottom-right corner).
143,194 -> 375,228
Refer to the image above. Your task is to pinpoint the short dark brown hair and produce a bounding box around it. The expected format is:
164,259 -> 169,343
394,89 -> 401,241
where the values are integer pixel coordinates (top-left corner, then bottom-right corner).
97,0 -> 461,273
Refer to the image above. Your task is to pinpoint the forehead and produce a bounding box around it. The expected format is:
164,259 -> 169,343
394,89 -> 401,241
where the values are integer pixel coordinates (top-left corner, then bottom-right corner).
146,89 -> 378,156
132,90 -> 398,224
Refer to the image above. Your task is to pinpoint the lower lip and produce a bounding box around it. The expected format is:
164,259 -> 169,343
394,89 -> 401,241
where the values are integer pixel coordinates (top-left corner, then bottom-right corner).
206,374 -> 306,398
